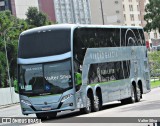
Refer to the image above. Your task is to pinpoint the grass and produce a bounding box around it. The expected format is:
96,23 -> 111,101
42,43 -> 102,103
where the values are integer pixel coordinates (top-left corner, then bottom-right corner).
151,80 -> 160,88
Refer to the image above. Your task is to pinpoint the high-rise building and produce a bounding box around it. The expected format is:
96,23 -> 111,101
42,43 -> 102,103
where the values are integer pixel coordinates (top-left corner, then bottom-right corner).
47,0 -> 91,24
90,0 -> 124,25
4,0 -> 91,24
122,0 -> 142,26
38,0 -> 56,22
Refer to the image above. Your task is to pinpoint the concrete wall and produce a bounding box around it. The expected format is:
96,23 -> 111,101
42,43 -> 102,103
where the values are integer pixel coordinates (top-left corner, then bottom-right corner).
14,0 -> 39,19
0,87 -> 19,106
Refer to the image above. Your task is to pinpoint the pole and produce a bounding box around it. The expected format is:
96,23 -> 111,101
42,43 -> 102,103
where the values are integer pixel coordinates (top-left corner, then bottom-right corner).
100,0 -> 105,25
4,29 -> 13,104
3,26 -> 23,103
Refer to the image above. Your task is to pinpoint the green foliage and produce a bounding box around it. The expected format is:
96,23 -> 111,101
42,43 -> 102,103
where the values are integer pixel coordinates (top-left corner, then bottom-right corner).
144,0 -> 160,32
25,7 -> 52,28
0,8 -> 53,88
151,80 -> 160,88
148,51 -> 160,77
0,10 -> 28,88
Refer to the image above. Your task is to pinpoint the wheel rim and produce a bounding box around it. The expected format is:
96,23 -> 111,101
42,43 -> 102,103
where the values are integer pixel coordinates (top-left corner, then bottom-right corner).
137,86 -> 141,101
94,96 -> 99,109
131,86 -> 135,102
86,97 -> 91,111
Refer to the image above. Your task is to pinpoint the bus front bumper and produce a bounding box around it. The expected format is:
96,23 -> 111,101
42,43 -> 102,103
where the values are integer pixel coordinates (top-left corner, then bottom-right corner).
21,97 -> 76,115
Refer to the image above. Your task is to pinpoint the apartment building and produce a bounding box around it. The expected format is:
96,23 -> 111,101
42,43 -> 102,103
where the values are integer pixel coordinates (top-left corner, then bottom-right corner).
51,0 -> 91,24
90,0 -> 124,25
122,0 -> 142,26
0,0 -> 11,11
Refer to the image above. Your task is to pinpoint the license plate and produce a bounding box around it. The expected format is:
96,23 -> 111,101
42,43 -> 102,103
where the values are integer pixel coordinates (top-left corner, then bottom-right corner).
42,107 -> 51,111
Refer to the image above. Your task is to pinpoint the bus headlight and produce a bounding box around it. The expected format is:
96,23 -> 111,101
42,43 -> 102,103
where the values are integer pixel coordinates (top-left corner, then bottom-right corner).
61,94 -> 73,102
21,99 -> 32,106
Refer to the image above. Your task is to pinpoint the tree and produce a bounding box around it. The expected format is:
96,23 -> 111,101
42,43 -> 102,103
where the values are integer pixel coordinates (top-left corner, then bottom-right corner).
0,10 -> 28,87
148,51 -> 160,79
26,7 -> 52,28
144,0 -> 160,32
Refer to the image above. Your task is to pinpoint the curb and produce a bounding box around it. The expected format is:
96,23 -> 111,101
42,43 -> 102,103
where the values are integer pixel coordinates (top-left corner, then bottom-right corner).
0,102 -> 20,109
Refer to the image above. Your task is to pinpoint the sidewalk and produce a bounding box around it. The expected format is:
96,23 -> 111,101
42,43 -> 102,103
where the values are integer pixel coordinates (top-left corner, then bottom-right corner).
0,102 -> 19,109
150,78 -> 159,81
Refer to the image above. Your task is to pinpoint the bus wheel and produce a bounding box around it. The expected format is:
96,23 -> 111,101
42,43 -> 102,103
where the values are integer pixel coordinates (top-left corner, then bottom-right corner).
136,85 -> 141,102
129,85 -> 136,103
93,94 -> 101,112
80,95 -> 92,114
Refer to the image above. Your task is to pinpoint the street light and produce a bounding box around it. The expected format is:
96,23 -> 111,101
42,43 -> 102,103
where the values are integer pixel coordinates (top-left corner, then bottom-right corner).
3,25 -> 23,103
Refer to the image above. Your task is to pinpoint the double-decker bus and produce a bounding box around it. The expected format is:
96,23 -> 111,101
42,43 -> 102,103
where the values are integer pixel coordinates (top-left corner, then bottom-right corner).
16,24 -> 150,119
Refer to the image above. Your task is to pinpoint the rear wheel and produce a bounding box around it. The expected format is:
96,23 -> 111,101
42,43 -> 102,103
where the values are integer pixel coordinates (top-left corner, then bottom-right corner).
93,92 -> 102,112
121,85 -> 136,104
128,85 -> 136,103
93,95 -> 100,112
136,85 -> 141,102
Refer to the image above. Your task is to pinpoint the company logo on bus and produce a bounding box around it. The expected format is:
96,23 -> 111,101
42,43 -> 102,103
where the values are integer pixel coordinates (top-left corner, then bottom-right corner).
90,51 -> 118,60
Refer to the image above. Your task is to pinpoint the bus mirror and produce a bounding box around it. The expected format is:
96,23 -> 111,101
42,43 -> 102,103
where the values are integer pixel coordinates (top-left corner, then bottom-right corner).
14,80 -> 19,93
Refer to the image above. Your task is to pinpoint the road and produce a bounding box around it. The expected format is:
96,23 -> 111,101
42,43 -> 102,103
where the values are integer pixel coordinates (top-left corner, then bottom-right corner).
0,87 -> 160,126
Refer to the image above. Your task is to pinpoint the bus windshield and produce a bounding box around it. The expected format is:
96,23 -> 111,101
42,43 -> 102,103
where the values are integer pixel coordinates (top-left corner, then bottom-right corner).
19,59 -> 73,96
18,29 -> 71,58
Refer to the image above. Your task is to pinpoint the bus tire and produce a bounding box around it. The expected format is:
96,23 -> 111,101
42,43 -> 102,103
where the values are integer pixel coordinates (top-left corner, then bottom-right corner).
136,85 -> 141,102
93,92 -> 102,112
80,95 -> 92,114
129,85 -> 136,103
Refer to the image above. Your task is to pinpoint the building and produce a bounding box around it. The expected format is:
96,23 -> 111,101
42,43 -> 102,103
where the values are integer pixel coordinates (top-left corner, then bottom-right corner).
39,0 -> 91,24
45,0 -> 91,24
12,0 -> 39,19
0,0 -> 11,11
122,0 -> 142,26
90,0 -> 124,25
1,0 -> 91,24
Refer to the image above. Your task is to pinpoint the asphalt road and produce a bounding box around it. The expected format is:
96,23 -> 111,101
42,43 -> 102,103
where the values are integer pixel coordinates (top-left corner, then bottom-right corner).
0,87 -> 160,126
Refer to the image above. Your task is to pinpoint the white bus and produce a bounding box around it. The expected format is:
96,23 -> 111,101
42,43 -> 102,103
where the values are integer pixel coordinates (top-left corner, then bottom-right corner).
16,24 -> 150,119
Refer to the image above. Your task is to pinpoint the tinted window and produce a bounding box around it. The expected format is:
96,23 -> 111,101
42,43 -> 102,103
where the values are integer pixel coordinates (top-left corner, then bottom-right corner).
88,61 -> 130,84
121,28 -> 145,46
18,29 -> 71,58
73,28 -> 120,64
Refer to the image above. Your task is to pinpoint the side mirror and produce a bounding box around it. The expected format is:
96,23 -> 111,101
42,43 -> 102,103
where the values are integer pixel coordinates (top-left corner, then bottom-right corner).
14,80 -> 19,93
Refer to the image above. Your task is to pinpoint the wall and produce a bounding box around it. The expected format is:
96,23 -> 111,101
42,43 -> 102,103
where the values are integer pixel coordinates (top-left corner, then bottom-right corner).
14,0 -> 39,19
0,87 -> 19,106
90,0 -> 124,25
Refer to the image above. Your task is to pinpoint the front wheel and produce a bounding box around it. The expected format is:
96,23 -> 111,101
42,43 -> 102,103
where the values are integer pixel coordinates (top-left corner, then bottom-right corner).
80,96 -> 92,114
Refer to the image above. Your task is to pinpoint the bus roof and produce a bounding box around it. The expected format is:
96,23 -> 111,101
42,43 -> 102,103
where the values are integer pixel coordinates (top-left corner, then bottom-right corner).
20,24 -> 143,36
